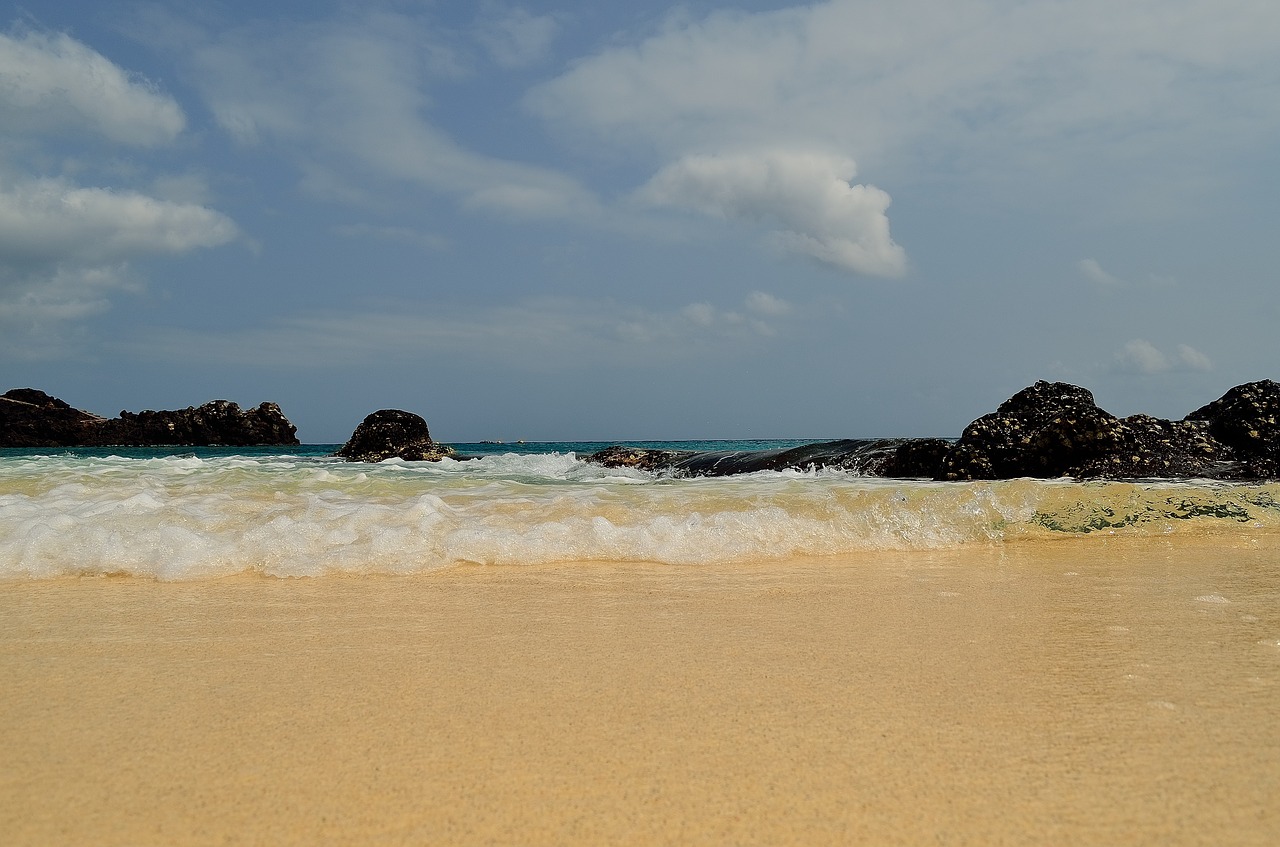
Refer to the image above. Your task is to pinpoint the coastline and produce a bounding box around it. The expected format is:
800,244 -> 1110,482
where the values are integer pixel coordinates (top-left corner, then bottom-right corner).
4,539 -> 1278,845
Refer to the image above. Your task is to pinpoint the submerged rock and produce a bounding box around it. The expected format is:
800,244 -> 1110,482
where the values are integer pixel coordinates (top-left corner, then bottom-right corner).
0,389 -> 299,447
336,409 -> 455,462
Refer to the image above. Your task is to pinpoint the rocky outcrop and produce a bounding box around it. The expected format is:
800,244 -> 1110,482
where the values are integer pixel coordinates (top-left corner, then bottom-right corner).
0,389 -> 107,447
1184,379 -> 1280,478
935,381 -> 1231,480
0,389 -> 299,447
587,380 -> 1280,481
336,409 -> 455,462
95,400 -> 299,447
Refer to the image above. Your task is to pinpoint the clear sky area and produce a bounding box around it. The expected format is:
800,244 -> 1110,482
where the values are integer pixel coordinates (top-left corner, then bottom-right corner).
2,1 -> 1277,442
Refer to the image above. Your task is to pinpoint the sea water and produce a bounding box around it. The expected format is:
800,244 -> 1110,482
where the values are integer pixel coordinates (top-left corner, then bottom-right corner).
3,441 -> 1280,579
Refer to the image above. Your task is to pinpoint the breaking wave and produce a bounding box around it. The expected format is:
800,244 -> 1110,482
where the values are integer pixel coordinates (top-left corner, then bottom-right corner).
2,451 -> 1278,579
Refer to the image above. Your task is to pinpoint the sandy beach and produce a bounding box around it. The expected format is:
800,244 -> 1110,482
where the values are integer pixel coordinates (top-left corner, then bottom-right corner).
3,537 -> 1278,845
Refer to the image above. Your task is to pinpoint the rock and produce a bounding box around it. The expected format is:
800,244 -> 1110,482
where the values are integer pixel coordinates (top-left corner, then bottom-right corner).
95,400 -> 299,446
588,438 -> 952,478
587,445 -> 696,472
1185,379 -> 1280,445
937,381 -> 1253,481
336,410 -> 455,462
589,380 -> 1280,482
1,389 -> 106,447
872,438 -> 953,478
938,381 -> 1111,479
1066,415 -> 1230,479
0,389 -> 299,447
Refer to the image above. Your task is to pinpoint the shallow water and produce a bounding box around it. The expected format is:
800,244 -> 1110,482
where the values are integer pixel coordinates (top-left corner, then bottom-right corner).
2,448 -> 1280,578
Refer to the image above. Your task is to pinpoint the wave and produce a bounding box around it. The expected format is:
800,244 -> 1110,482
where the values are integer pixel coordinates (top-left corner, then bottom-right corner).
2,452 -> 1278,579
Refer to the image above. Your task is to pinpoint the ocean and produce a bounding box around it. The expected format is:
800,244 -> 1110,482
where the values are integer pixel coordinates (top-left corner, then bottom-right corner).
4,440 -> 1279,580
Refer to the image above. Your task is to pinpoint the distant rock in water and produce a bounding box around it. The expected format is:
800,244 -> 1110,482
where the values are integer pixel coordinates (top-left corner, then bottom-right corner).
336,409 -> 455,462
0,389 -> 299,447
586,379 -> 1280,481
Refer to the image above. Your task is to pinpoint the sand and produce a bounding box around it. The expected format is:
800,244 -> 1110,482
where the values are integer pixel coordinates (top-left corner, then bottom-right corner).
2,537 -> 1279,845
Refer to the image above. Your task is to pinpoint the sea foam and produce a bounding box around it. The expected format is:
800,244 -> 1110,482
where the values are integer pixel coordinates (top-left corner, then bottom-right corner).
3,452 -> 1279,579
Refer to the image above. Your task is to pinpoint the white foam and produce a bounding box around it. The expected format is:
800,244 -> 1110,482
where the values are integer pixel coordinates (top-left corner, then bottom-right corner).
4,454 -> 1280,579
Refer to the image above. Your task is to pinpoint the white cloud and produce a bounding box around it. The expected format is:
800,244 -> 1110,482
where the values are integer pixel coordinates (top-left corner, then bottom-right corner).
527,0 -> 1280,188
0,29 -> 184,146
1116,339 -> 1170,374
475,4 -> 559,69
0,178 -> 238,267
639,150 -> 905,277
1078,258 -> 1122,286
1114,339 -> 1212,374
0,177 -> 238,348
1175,344 -> 1212,372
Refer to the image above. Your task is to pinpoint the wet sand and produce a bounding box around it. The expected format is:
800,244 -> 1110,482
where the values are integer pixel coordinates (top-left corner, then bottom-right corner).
2,537 -> 1279,845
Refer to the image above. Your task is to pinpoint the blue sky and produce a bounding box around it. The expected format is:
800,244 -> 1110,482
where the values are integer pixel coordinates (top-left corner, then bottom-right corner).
2,0 -> 1278,442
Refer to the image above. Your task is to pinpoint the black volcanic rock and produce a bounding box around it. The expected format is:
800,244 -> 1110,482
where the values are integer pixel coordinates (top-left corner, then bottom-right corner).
872,438 -> 953,478
588,438 -> 951,478
0,389 -> 299,447
584,379 -> 1280,481
1,389 -> 106,447
936,381 -> 1245,481
1065,415 -> 1229,479
587,445 -> 696,472
336,409 -> 454,462
96,400 -> 299,446
937,381 -> 1113,479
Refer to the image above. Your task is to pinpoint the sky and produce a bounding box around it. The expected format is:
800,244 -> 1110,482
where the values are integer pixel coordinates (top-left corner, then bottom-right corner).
2,0 -> 1278,442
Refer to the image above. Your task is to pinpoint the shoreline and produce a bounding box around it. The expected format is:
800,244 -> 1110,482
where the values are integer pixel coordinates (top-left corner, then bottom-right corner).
3,539 -> 1278,845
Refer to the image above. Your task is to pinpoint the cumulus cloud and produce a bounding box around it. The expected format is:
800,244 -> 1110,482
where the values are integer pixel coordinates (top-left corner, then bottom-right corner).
0,179 -> 238,266
0,178 -> 238,348
0,28 -> 184,146
1114,339 -> 1212,374
639,150 -> 905,277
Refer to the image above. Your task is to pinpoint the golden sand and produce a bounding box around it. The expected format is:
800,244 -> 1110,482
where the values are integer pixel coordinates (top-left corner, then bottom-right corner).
2,537 -> 1279,845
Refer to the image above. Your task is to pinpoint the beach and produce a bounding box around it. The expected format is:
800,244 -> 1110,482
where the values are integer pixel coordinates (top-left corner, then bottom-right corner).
4,537 -> 1278,845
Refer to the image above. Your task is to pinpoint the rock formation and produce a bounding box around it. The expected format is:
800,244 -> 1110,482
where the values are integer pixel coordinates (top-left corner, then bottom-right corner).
335,409 -> 455,462
0,389 -> 299,447
588,380 -> 1280,481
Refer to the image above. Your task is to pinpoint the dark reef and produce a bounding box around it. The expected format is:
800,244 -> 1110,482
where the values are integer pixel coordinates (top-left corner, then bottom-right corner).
0,389 -> 299,447
587,380 -> 1280,481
